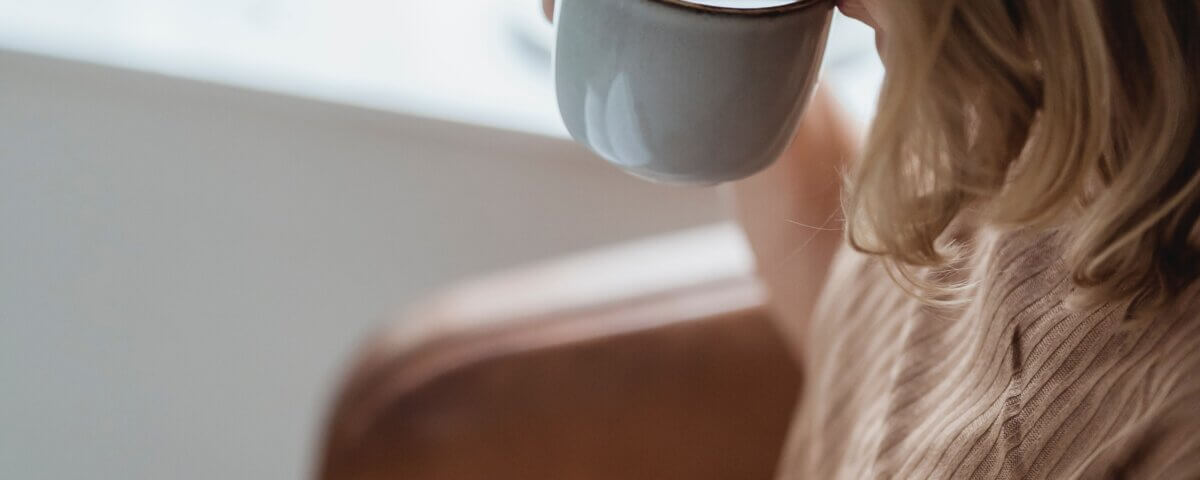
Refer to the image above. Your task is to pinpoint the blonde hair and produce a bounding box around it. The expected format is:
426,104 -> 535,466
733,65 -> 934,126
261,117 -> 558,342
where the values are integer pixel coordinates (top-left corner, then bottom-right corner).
846,0 -> 1200,310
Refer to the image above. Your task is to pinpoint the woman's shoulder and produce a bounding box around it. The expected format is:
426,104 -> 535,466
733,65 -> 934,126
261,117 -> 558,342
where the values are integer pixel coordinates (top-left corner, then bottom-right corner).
1103,292 -> 1200,477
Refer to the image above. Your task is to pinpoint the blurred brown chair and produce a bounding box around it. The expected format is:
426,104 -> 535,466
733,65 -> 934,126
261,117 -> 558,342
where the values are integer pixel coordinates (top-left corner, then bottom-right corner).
316,225 -> 803,480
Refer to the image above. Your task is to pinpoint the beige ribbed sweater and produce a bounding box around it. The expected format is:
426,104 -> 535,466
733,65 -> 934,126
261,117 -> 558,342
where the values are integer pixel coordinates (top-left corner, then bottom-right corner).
780,227 -> 1200,479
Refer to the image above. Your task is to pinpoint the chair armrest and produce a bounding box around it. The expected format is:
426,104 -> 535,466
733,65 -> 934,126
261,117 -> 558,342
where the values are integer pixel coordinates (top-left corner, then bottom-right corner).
316,224 -> 802,480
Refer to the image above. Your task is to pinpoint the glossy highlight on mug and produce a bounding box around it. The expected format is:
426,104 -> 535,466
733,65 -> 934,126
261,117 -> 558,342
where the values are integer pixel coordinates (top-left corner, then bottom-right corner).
680,0 -> 798,7
665,0 -> 824,13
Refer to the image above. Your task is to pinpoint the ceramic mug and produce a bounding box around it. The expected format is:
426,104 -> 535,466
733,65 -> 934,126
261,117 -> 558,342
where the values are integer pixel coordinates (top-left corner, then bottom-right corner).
553,0 -> 834,184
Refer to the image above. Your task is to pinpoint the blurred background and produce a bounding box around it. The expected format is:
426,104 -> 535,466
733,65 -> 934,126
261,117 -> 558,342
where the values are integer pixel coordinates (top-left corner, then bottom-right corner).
0,1 -> 882,479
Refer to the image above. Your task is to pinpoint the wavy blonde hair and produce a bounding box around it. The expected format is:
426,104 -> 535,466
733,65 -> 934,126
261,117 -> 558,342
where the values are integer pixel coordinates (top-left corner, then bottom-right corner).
846,0 -> 1200,310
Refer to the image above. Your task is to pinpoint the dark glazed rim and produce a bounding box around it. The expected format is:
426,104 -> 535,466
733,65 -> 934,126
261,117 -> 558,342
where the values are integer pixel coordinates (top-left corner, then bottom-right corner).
648,0 -> 831,16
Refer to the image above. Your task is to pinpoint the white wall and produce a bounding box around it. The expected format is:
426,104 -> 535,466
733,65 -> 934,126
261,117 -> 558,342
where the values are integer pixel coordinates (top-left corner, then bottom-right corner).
0,49 -> 726,480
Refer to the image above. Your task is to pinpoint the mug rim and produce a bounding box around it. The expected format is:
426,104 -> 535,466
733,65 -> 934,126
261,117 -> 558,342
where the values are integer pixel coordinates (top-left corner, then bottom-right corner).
648,0 -> 830,16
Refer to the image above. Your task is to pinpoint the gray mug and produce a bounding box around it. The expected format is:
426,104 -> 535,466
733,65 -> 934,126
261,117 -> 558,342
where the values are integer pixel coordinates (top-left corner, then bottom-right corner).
553,0 -> 834,184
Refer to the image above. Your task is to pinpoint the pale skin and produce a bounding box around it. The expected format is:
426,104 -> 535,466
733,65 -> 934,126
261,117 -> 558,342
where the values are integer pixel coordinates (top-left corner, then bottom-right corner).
541,0 -> 881,346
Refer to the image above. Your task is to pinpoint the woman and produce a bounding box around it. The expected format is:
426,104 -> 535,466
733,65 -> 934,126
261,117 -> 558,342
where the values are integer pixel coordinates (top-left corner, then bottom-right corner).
324,1 -> 1200,478
755,1 -> 1200,478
